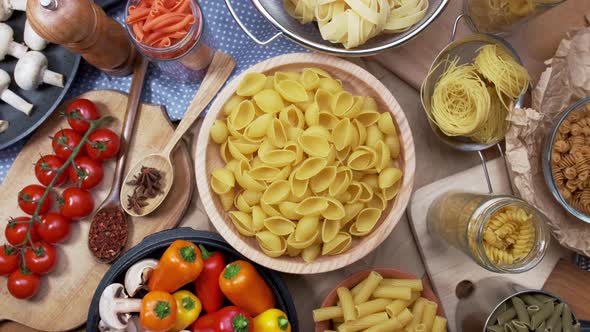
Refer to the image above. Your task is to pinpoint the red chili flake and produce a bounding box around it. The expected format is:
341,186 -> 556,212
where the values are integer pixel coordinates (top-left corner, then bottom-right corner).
88,207 -> 128,262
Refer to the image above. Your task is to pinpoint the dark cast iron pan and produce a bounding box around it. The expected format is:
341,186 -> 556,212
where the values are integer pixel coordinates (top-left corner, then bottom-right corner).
86,228 -> 300,331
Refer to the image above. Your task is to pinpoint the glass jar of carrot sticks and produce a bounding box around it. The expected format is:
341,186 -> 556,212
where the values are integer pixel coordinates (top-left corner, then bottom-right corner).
125,0 -> 214,82
427,192 -> 551,273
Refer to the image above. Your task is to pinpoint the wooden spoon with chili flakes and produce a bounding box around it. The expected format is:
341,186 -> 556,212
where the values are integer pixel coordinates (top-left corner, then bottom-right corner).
120,51 -> 236,217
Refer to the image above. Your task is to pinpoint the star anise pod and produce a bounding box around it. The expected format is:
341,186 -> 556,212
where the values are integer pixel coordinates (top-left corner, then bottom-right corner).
127,166 -> 163,198
126,191 -> 149,215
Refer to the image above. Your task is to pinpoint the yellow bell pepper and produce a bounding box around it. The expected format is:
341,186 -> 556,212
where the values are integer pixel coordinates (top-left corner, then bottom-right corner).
253,309 -> 291,332
171,290 -> 202,332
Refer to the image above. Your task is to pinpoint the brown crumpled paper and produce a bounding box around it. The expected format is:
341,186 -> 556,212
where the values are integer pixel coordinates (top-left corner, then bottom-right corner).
506,26 -> 590,256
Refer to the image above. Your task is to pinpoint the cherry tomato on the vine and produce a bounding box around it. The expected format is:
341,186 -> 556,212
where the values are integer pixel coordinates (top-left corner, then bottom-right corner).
18,184 -> 52,215
59,188 -> 94,220
7,270 -> 41,299
65,98 -> 100,134
25,242 -> 57,275
5,217 -> 39,245
36,213 -> 71,244
34,154 -> 67,187
68,156 -> 104,190
0,245 -> 19,275
85,129 -> 120,161
52,129 -> 84,160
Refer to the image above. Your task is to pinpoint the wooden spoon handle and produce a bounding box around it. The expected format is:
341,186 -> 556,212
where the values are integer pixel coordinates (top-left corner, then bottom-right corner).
163,51 -> 236,156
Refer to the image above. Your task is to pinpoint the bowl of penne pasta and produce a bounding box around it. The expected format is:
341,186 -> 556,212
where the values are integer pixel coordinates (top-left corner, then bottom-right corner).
195,52 -> 416,274
313,268 -> 446,332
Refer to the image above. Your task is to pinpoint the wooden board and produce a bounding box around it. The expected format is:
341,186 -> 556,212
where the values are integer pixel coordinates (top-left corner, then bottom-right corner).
408,158 -> 569,332
543,259 -> 590,320
0,90 -> 194,331
196,53 -> 416,274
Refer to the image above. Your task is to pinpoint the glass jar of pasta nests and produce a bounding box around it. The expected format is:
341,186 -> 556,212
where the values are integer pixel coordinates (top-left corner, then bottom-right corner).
124,0 -> 215,82
427,192 -> 551,273
464,0 -> 566,35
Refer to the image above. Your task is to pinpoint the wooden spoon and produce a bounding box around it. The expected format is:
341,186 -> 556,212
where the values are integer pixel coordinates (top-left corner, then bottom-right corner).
121,51 -> 236,217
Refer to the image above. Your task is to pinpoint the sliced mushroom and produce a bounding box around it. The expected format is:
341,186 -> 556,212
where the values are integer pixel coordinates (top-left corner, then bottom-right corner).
0,69 -> 32,115
99,284 -> 141,331
124,259 -> 158,297
24,19 -> 48,51
0,23 -> 27,60
0,0 -> 26,22
14,51 -> 63,90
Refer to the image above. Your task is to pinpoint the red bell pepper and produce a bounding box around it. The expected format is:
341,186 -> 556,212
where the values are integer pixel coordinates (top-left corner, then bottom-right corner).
192,306 -> 253,332
194,245 -> 226,313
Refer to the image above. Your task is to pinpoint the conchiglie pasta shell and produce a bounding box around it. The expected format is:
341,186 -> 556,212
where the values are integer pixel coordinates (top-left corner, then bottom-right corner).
211,120 -> 229,144
363,96 -> 378,111
299,134 -> 331,158
267,118 -> 288,148
319,77 -> 343,94
219,142 -> 231,164
261,200 -> 281,217
367,192 -> 387,210
256,231 -> 287,257
264,76 -> 274,89
329,166 -> 352,196
302,243 -> 322,262
314,89 -> 333,111
244,113 -> 273,139
385,135 -> 401,159
348,146 -> 377,171
286,127 -> 304,143
358,182 -> 374,202
235,193 -> 253,213
259,149 -> 296,168
229,138 -> 259,154
248,165 -> 282,181
237,73 -> 266,96
273,72 -> 294,86
322,219 -> 341,243
326,146 -> 337,164
229,100 -> 256,131
278,201 -> 302,220
258,140 -> 274,157
287,245 -> 301,257
304,125 -> 332,141
289,171 -> 309,198
295,157 -> 328,180
319,111 -> 339,129
341,202 -> 364,227
322,232 -> 352,256
287,230 -> 319,249
284,141 -> 304,165
304,103 -> 320,127
229,211 -> 255,236
280,105 -> 305,129
218,191 -> 234,211
277,80 -> 309,103
335,145 -> 351,162
295,215 -> 320,242
349,125 -> 359,149
227,139 -> 251,162
241,190 -> 262,206
352,208 -> 382,234
379,167 -> 403,189
295,196 -> 329,215
262,180 -> 291,205
361,174 -> 379,190
226,117 -> 244,139
366,125 -> 384,148
357,110 -> 381,127
308,67 -> 332,78
332,118 -> 353,151
375,140 -> 391,172
296,91 -> 315,110
354,119 -> 367,146
251,206 -> 267,231
378,112 -> 397,135
322,197 -> 346,220
264,216 -> 296,236
382,182 -> 401,201
301,68 -> 321,90
345,181 -> 363,203
254,89 -> 284,114
223,95 -> 245,116
342,96 -> 364,118
310,166 -> 337,193
331,91 -> 354,116
273,165 -> 292,182
211,168 -> 235,194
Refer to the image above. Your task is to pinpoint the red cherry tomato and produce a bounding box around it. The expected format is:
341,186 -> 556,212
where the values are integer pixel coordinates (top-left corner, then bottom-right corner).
34,154 -> 67,187
36,213 -> 71,244
25,242 -> 57,275
18,185 -> 51,215
68,156 -> 104,190
7,270 -> 41,299
59,188 -> 94,220
65,98 -> 100,134
5,217 -> 39,245
0,245 -> 19,275
52,129 -> 84,160
85,129 -> 120,161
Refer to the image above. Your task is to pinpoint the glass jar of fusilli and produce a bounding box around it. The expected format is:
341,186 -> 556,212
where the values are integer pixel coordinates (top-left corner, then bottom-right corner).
427,192 -> 551,273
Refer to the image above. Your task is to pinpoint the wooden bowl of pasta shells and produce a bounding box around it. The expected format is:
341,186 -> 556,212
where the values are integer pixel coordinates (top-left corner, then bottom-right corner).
195,53 -> 416,274
314,268 -> 445,332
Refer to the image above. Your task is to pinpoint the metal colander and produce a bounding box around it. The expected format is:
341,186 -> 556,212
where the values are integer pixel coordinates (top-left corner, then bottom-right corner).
225,0 -> 450,56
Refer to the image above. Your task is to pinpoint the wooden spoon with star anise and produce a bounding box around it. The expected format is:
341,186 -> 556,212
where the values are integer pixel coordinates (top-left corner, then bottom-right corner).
120,51 -> 236,217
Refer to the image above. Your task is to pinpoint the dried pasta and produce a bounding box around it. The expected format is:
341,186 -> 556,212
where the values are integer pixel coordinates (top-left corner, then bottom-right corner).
210,68 -> 404,261
284,0 -> 429,49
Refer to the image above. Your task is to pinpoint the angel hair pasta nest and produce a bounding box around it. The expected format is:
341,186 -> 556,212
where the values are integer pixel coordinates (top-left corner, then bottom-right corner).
209,68 -> 403,262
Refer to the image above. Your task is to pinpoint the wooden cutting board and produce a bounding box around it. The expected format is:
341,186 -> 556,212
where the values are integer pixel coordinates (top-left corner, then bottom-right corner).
0,90 -> 194,331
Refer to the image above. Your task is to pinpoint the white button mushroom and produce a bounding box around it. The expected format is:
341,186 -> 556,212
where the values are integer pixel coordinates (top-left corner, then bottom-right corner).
99,284 -> 141,331
24,19 -> 48,51
0,120 -> 8,133
0,22 -> 27,60
14,51 -> 64,90
124,259 -> 158,297
0,69 -> 32,115
0,0 -> 26,22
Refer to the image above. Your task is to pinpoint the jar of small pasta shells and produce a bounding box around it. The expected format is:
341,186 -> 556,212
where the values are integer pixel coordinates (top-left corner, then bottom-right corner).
542,97 -> 590,223
427,192 -> 551,273
464,0 -> 566,35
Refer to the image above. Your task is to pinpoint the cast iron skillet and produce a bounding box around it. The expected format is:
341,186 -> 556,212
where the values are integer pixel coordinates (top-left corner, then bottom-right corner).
86,228 -> 300,332
0,0 -> 122,150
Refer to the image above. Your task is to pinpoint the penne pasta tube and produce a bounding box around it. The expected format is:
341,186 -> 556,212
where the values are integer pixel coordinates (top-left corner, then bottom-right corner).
350,278 -> 368,297
533,294 -> 556,304
336,312 -> 389,332
333,316 -> 344,323
432,316 -> 448,332
573,322 -> 581,332
522,294 -> 542,306
497,308 -> 518,326
512,296 -> 530,326
353,271 -> 384,304
337,287 -> 357,322
546,303 -> 564,332
527,305 -> 541,317
406,298 -> 428,331
512,320 -> 529,332
487,324 -> 504,332
562,304 -> 574,332
380,278 -> 424,291
355,298 -> 392,318
420,300 -> 438,331
505,322 -> 517,332
385,299 -> 412,317
362,308 -> 413,332
313,306 -> 343,322
536,321 -> 546,332
372,286 -> 412,300
415,323 -> 427,332
531,301 -> 555,329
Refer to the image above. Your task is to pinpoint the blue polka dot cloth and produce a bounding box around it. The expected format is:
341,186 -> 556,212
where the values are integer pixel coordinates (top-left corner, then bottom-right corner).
0,0 -> 307,182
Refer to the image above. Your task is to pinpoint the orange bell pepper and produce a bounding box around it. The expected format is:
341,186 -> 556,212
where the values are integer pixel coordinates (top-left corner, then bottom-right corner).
218,260 -> 275,315
148,240 -> 204,293
140,291 -> 177,332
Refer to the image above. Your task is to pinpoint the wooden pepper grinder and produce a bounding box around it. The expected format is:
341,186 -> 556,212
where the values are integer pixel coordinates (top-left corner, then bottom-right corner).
26,0 -> 136,76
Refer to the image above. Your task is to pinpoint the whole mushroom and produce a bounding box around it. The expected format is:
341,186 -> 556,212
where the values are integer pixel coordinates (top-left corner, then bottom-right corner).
0,22 -> 27,60
0,69 -> 32,114
124,259 -> 158,297
99,284 -> 141,331
24,19 -> 47,51
0,0 -> 26,22
14,51 -> 63,90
